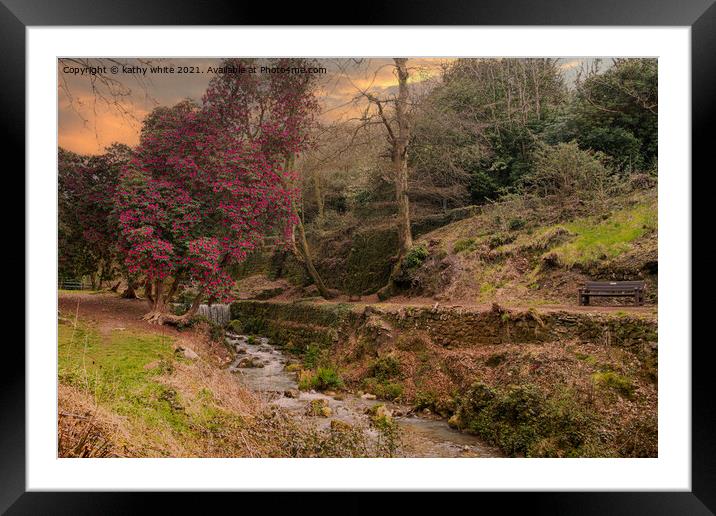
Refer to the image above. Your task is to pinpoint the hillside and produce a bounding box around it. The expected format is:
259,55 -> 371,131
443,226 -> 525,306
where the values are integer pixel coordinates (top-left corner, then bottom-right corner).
236,187 -> 657,309
406,188 -> 657,306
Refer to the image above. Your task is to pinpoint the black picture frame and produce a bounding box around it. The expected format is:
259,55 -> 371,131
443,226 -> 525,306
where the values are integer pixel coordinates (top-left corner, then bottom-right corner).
4,0 -> 710,513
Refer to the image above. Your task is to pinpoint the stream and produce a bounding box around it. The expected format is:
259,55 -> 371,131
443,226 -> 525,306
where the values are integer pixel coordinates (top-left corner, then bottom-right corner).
225,331 -> 500,457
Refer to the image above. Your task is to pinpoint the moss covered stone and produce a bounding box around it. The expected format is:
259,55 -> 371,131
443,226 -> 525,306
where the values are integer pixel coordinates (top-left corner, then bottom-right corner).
342,227 -> 399,295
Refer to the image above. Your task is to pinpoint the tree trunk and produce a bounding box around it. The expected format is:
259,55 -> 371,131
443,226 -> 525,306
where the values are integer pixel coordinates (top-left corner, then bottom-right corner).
377,58 -> 413,300
393,58 -> 413,259
121,278 -> 139,299
294,218 -> 335,299
284,156 -> 334,300
144,278 -> 155,307
142,278 -> 202,325
312,171 -> 325,221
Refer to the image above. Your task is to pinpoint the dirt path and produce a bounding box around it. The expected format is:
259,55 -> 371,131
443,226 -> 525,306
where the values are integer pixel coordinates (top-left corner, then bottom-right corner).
60,289 -> 657,334
58,292 -> 232,364
235,275 -> 656,317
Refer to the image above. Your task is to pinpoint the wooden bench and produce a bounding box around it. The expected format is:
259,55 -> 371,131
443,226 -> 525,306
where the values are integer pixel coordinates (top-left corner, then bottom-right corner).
578,281 -> 645,306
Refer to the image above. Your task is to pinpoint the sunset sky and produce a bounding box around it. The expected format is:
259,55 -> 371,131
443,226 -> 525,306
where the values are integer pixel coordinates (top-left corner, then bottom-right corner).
58,57 -> 591,155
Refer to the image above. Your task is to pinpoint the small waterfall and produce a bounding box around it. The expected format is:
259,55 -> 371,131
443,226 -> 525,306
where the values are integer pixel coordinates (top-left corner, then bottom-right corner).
197,303 -> 230,326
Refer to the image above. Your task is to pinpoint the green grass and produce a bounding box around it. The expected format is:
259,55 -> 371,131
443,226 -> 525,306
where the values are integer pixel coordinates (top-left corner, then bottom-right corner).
592,371 -> 635,399
298,366 -> 344,391
453,238 -> 478,254
59,323 -> 174,398
58,321 -> 193,435
549,201 -> 656,267
479,282 -> 496,296
362,377 -> 404,401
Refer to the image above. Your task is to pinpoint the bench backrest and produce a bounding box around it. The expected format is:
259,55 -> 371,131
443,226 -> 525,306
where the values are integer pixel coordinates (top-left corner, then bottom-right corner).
584,281 -> 645,290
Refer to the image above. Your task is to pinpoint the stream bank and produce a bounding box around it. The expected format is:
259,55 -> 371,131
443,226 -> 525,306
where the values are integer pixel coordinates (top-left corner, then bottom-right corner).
225,331 -> 500,457
227,299 -> 658,457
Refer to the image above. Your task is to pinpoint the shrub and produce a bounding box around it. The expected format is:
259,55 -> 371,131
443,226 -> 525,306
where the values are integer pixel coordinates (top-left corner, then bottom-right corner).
379,382 -> 404,401
297,370 -> 314,391
414,390 -> 438,411
362,378 -> 404,401
302,343 -> 323,369
487,233 -> 516,249
298,366 -> 344,391
402,245 -> 429,269
454,382 -> 601,457
228,319 -> 243,334
208,322 -> 225,343
237,315 -> 266,335
369,354 -> 401,381
354,189 -> 373,206
578,127 -> 643,172
393,244 -> 438,292
313,367 -> 344,391
523,142 -> 619,218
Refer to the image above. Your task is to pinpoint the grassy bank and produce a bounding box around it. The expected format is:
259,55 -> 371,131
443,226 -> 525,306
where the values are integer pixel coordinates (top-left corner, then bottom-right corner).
57,302 -> 403,458
58,320 -> 259,457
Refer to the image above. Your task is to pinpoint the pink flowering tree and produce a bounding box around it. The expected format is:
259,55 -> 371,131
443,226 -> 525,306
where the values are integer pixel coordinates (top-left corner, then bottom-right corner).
203,58 -> 335,298
116,99 -> 297,324
59,144 -> 131,290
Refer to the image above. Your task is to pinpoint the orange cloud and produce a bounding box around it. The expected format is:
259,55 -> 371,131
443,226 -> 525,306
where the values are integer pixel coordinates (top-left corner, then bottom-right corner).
58,57 -> 585,155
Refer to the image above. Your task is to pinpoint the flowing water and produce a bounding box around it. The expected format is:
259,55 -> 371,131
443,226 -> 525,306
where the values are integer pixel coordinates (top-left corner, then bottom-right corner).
197,303 -> 231,326
226,331 -> 501,457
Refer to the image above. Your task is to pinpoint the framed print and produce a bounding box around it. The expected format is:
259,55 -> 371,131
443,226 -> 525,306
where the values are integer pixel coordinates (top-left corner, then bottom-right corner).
5,0 -> 712,512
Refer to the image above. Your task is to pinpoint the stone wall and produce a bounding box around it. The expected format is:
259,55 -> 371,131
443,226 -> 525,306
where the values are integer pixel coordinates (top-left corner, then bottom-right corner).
230,300 -> 358,350
230,300 -> 657,353
377,305 -> 657,351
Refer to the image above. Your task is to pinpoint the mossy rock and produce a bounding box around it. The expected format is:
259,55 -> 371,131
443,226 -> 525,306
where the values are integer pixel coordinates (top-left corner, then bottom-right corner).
343,227 -> 399,295
367,404 -> 394,428
330,419 -> 353,432
306,398 -> 332,417
228,319 -> 243,334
